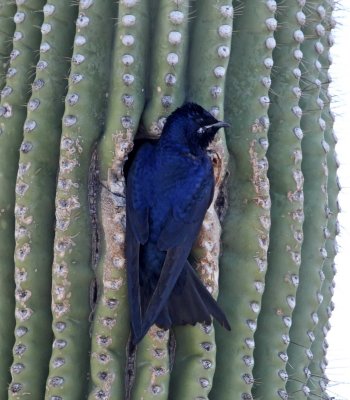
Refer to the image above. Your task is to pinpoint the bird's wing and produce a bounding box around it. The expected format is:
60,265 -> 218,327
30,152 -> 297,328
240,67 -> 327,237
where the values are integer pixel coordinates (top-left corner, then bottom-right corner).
138,162 -> 214,340
157,161 -> 214,250
125,144 -> 153,340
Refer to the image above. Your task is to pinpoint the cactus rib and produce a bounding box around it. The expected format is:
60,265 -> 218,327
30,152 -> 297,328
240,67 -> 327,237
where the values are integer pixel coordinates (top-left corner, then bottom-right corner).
211,1 -> 276,398
89,1 -> 149,397
141,0 -> 190,137
252,1 -> 305,398
169,2 -> 232,397
44,2 -> 116,398
286,2 -> 329,398
9,1 -> 78,397
0,1 -> 45,396
0,0 -> 16,89
308,6 -> 338,396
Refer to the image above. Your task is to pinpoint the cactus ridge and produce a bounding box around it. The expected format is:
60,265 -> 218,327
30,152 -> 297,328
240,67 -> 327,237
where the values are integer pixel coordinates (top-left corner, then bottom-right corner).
44,2 -> 116,399
88,1 -> 149,397
130,327 -> 170,400
0,0 -> 45,396
252,1 -> 305,398
211,1 -> 276,398
0,0 -> 16,89
141,0 -> 190,137
168,1 -> 233,397
9,1 -> 78,397
286,2 -> 330,398
307,7 -> 338,397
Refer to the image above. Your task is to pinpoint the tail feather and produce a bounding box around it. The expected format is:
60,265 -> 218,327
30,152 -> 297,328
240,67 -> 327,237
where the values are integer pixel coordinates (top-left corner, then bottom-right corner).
155,261 -> 231,331
133,262 -> 231,344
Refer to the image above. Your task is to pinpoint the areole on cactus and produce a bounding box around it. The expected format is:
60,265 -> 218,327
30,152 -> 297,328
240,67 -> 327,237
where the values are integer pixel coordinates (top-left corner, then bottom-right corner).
0,0 -> 338,399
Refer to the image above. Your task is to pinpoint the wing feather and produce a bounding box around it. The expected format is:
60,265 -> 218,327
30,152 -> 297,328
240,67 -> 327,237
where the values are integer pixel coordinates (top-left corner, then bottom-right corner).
157,163 -> 214,250
125,144 -> 153,340
139,163 -> 215,340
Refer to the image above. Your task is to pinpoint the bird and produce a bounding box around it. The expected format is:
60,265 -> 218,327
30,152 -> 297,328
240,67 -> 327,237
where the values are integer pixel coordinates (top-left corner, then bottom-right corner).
125,102 -> 231,344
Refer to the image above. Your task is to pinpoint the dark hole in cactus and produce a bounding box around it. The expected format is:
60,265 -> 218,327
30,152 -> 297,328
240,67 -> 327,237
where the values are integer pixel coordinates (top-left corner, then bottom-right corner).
90,277 -> 98,310
125,336 -> 137,400
215,171 -> 229,223
123,137 -> 157,180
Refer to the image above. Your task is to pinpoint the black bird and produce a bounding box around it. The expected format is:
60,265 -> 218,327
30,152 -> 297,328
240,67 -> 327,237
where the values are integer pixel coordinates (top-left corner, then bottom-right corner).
126,102 -> 231,344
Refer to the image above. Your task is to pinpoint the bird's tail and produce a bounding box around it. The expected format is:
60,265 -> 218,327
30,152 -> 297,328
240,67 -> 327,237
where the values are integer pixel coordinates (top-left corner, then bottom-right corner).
155,262 -> 231,332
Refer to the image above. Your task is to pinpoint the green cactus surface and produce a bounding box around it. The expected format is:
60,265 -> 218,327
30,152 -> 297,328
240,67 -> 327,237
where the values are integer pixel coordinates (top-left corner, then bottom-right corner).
0,0 -> 16,89
0,1 -> 46,396
0,1 -> 340,399
286,2 -> 330,398
211,1 -> 275,398
252,1 -> 305,399
308,9 -> 338,397
44,2 -> 116,399
9,1 -> 77,397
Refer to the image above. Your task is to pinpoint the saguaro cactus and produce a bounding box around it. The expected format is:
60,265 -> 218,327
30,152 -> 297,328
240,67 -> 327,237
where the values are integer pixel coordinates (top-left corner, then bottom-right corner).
0,0 -> 339,399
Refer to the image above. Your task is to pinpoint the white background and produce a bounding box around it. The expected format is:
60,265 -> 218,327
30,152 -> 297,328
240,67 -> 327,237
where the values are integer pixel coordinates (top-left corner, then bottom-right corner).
325,3 -> 350,399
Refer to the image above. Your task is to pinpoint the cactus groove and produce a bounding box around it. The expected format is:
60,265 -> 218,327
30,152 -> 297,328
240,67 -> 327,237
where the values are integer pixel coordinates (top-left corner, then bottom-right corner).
0,1 -> 340,399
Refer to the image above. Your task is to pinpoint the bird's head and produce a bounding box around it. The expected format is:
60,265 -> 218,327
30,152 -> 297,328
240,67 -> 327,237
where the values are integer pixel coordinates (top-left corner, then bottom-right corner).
161,103 -> 230,151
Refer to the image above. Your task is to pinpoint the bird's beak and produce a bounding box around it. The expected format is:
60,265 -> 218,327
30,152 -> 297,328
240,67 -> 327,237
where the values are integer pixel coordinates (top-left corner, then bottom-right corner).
206,121 -> 230,130
197,120 -> 230,135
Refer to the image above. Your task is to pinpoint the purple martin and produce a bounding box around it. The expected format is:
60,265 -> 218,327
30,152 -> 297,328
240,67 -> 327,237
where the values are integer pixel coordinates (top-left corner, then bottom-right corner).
126,102 -> 231,344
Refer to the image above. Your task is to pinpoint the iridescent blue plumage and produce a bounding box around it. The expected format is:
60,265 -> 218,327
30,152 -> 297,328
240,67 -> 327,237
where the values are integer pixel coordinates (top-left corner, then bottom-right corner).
126,103 -> 231,344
